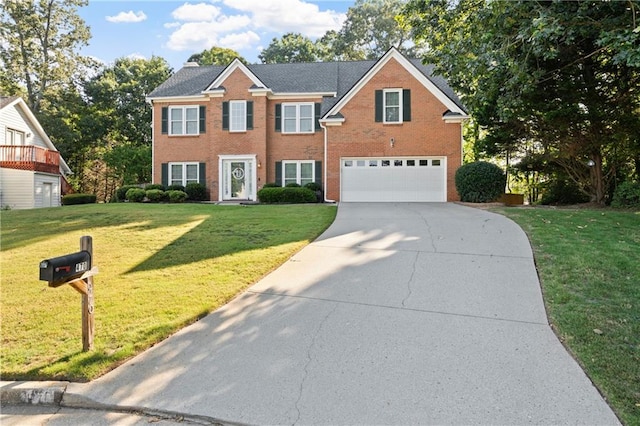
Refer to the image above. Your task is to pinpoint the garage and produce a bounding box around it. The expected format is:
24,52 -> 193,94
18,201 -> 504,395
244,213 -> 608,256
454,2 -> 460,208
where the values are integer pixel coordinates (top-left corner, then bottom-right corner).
341,157 -> 447,202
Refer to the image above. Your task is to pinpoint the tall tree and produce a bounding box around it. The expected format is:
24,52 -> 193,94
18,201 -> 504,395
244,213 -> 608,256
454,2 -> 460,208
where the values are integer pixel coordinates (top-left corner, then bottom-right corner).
188,46 -> 247,66
259,33 -> 320,63
0,0 -> 92,114
402,0 -> 640,203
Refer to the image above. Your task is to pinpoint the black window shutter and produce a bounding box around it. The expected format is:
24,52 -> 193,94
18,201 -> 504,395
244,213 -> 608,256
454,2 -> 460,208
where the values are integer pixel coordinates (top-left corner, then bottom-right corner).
403,89 -> 411,122
315,103 -> 321,132
314,161 -> 322,187
199,106 -> 206,132
161,107 -> 168,134
247,101 -> 253,130
161,163 -> 168,187
199,163 -> 206,186
375,90 -> 383,122
275,104 -> 281,132
222,102 -> 229,130
275,161 -> 282,186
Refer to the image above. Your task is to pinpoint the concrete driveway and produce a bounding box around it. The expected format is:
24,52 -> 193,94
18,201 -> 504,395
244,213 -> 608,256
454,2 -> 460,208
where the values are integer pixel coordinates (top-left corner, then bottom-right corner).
67,203 -> 620,425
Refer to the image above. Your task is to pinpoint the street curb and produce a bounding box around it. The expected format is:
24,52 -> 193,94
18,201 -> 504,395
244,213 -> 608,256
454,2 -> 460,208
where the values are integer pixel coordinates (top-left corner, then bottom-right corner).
0,381 -> 68,406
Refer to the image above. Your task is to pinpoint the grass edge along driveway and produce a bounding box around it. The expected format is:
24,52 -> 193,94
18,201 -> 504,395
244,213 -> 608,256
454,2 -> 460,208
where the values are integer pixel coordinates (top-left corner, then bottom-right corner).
496,206 -> 639,426
1,203 -> 336,382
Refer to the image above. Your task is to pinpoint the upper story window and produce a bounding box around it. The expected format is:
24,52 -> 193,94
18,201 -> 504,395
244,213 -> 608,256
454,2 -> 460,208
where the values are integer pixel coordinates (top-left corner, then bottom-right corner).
283,103 -> 314,134
161,106 -> 205,136
230,101 -> 246,132
375,89 -> 411,124
6,128 -> 25,145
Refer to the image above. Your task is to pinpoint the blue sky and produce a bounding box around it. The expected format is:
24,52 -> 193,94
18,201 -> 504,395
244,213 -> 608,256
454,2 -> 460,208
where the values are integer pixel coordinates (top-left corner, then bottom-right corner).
78,0 -> 355,70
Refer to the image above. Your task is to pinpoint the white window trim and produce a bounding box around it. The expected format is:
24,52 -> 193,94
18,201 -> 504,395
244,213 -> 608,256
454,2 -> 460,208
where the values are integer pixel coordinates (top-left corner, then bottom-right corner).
229,100 -> 246,133
169,106 -> 199,136
383,89 -> 403,124
282,160 -> 315,186
169,162 -> 199,186
6,128 -> 25,145
282,102 -> 314,134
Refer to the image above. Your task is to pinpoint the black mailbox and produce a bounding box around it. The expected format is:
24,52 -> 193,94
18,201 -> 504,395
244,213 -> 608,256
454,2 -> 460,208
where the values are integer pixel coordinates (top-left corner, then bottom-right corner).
39,251 -> 92,287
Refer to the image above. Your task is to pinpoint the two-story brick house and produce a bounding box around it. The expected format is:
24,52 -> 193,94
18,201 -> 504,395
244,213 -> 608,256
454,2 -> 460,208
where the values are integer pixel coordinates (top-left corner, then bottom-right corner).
147,48 -> 467,203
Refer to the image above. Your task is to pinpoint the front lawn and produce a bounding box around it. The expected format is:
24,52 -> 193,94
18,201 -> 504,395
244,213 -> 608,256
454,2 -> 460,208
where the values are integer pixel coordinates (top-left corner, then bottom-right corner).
1,203 -> 336,382
496,207 -> 639,425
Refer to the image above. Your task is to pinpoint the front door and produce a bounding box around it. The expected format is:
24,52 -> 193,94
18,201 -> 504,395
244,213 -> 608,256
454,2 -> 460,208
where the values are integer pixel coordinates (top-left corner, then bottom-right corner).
222,159 -> 253,200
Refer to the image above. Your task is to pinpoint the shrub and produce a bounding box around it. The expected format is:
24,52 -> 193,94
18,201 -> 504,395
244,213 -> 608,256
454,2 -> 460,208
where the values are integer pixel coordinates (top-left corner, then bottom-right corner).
145,189 -> 166,203
304,182 -> 322,191
611,181 -> 640,208
62,193 -> 97,205
455,161 -> 506,203
116,185 -> 138,202
185,182 -> 207,201
262,182 -> 280,188
166,184 -> 185,192
285,182 -> 301,187
166,190 -> 187,203
145,184 -> 164,191
257,187 -> 317,203
540,179 -> 590,205
125,188 -> 146,202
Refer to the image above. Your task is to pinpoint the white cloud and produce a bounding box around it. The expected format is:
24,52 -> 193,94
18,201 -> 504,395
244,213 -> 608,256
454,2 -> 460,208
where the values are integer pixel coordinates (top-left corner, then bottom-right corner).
166,16 -> 252,51
224,0 -> 345,38
106,10 -> 147,24
219,31 -> 261,51
171,3 -> 222,22
164,22 -> 181,29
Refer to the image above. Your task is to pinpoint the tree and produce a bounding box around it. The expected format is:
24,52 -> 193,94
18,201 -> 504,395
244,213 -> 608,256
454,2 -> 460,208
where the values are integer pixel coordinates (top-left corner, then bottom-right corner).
188,46 -> 247,66
259,33 -> 320,63
402,0 -> 640,204
0,0 -> 92,114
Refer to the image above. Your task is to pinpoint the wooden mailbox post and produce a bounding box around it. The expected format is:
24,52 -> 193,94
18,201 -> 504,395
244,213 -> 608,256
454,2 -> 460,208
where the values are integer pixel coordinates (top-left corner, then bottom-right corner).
39,236 -> 97,352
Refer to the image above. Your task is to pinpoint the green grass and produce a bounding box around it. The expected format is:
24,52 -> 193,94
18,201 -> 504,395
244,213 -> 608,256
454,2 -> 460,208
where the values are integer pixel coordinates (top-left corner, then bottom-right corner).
496,207 -> 640,425
1,203 -> 336,382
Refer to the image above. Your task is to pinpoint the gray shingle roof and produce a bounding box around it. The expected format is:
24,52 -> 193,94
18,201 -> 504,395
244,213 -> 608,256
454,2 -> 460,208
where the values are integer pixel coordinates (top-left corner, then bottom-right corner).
147,56 -> 466,115
0,95 -> 20,109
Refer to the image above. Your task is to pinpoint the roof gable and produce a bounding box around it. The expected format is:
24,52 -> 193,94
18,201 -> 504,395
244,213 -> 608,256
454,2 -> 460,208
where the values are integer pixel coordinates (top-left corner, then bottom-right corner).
204,59 -> 266,93
325,48 -> 467,119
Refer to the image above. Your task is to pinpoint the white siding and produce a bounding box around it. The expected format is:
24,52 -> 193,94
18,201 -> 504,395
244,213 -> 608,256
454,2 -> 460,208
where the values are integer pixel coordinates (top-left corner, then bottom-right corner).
0,168 -> 35,209
34,173 -> 61,208
0,102 -> 46,148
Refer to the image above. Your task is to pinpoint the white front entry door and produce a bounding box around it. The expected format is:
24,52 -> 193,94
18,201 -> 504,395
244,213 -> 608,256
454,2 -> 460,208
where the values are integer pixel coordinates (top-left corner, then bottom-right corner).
221,157 -> 256,201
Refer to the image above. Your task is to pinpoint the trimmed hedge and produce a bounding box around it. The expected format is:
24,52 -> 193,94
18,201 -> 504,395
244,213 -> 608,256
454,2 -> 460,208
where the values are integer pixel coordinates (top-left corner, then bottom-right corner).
62,193 -> 97,206
167,184 -> 185,192
185,182 -> 207,201
125,188 -> 146,202
257,187 -> 317,203
455,161 -> 506,203
304,182 -> 322,191
116,185 -> 138,202
145,184 -> 164,191
262,182 -> 280,188
611,181 -> 640,208
167,190 -> 187,203
145,189 -> 166,203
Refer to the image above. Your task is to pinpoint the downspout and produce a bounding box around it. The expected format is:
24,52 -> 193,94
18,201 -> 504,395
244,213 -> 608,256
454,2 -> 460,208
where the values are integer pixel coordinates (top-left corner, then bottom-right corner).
147,98 -> 155,184
320,121 -> 336,203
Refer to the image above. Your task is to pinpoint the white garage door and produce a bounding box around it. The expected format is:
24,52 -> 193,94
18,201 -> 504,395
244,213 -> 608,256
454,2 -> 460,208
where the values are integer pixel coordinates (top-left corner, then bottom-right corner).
341,157 -> 446,202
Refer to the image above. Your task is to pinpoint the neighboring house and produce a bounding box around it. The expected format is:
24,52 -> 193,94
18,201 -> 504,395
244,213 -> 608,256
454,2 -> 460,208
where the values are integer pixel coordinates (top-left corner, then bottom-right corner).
0,96 -> 72,209
147,48 -> 468,203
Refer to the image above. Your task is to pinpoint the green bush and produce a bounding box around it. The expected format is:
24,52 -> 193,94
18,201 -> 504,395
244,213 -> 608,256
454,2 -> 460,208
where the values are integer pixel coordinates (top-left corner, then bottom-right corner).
166,190 -> 187,203
455,161 -> 506,203
116,185 -> 138,202
145,189 -> 166,203
185,182 -> 207,201
285,182 -> 301,187
125,188 -> 146,202
145,184 -> 164,191
167,184 -> 185,192
611,181 -> 640,208
304,182 -> 322,191
540,178 -> 590,205
62,193 -> 97,205
257,187 -> 317,203
262,182 -> 280,188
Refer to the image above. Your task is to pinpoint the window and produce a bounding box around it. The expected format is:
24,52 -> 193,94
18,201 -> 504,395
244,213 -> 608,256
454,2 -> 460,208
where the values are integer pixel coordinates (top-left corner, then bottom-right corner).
5,128 -> 25,145
394,160 -> 403,167
406,160 -> 415,166
419,160 -> 429,166
283,161 -> 314,186
169,106 -> 199,135
282,103 -> 314,134
432,159 -> 441,166
382,160 -> 391,167
169,162 -> 199,186
384,89 -> 402,123
230,101 -> 246,132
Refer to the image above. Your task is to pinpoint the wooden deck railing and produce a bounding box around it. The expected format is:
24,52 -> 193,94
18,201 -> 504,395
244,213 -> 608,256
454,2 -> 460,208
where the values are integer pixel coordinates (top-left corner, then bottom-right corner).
0,145 -> 61,174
